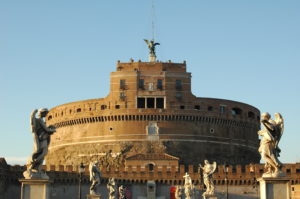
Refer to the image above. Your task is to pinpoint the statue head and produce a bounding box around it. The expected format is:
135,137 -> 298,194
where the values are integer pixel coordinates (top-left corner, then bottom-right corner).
204,160 -> 209,164
261,112 -> 271,121
38,108 -> 49,118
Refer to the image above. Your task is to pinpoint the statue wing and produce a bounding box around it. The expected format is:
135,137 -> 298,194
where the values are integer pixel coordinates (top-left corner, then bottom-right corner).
89,163 -> 94,181
211,161 -> 217,174
30,109 -> 38,133
154,42 -> 160,46
144,39 -> 149,44
274,113 -> 284,147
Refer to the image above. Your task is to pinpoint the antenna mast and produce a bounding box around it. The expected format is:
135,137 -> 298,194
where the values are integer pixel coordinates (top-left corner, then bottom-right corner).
151,0 -> 155,40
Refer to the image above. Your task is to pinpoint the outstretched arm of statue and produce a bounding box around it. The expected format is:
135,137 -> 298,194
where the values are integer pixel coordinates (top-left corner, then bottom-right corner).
39,119 -> 56,134
262,120 -> 275,131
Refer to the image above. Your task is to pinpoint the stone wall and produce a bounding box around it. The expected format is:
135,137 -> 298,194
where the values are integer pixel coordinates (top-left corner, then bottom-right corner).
1,158 -> 300,199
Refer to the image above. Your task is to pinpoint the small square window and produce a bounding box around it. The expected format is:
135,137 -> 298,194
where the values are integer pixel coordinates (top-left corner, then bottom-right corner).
115,105 -> 120,109
208,106 -> 213,111
180,105 -> 185,109
194,105 -> 200,110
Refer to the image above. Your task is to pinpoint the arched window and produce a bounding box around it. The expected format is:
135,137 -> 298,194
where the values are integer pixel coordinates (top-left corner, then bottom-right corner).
148,163 -> 154,171
248,111 -> 255,119
231,107 -> 242,116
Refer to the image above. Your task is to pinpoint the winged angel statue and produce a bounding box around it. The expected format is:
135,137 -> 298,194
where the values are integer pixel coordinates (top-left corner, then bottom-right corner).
258,112 -> 284,177
144,39 -> 160,57
199,160 -> 217,196
24,108 -> 56,179
89,161 -> 101,195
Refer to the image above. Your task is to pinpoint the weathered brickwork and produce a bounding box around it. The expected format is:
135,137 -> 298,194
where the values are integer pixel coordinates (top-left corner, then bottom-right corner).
45,61 -> 261,167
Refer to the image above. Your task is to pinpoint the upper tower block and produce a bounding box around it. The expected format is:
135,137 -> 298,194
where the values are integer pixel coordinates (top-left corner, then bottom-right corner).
109,60 -> 193,110
116,61 -> 187,72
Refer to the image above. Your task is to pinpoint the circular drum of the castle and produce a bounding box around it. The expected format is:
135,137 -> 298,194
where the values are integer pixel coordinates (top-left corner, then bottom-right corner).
46,101 -> 261,167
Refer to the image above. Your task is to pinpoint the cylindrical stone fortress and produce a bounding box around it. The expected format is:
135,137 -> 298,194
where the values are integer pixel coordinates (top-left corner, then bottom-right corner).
45,61 -> 260,167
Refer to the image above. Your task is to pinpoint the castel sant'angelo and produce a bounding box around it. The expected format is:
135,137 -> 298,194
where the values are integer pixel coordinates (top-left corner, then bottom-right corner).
45,41 -> 261,169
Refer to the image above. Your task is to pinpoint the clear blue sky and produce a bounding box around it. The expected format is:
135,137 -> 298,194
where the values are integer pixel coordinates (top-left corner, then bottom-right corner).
0,1 -> 299,165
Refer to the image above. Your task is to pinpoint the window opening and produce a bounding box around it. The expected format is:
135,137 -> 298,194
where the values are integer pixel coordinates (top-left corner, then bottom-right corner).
220,105 -> 226,114
157,79 -> 163,89
175,80 -> 182,90
248,111 -> 255,119
194,105 -> 200,110
139,79 -> 144,89
147,98 -> 155,108
208,106 -> 213,111
120,79 -> 126,89
115,105 -> 120,109
232,107 -> 242,115
180,105 -> 185,109
137,98 -> 145,108
156,98 -> 164,109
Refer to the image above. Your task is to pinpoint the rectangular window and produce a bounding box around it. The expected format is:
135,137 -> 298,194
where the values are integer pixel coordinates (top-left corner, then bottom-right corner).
220,105 -> 226,114
147,98 -> 155,108
137,98 -> 145,108
175,80 -> 182,90
156,98 -> 164,109
120,79 -> 126,89
139,79 -> 144,89
157,79 -> 163,89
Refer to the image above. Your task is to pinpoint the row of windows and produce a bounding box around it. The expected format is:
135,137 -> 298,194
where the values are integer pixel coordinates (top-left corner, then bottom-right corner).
120,79 -> 182,90
137,97 -> 164,109
48,105 -> 257,121
52,114 -> 257,129
188,105 -> 258,120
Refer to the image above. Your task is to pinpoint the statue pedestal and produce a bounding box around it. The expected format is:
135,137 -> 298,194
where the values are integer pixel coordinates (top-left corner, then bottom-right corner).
86,194 -> 101,199
19,179 -> 52,199
149,55 -> 156,62
258,177 -> 291,199
203,194 -> 218,199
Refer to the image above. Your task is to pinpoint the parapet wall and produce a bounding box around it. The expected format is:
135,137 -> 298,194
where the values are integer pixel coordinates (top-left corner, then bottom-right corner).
43,163 -> 300,185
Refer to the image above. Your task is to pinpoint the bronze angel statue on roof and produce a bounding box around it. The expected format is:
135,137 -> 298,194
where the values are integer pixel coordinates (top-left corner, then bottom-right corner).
144,39 -> 160,57
258,112 -> 285,177
199,160 -> 217,197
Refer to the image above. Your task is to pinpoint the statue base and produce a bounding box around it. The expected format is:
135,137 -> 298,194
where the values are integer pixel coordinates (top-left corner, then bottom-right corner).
149,55 -> 156,62
23,169 -> 49,180
258,177 -> 291,199
203,194 -> 218,199
19,178 -> 52,199
87,194 -> 101,199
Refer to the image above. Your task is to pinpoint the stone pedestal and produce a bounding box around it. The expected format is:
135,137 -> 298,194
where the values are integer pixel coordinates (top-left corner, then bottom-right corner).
19,179 -> 52,199
258,177 -> 291,199
87,194 -> 101,199
149,55 -> 156,62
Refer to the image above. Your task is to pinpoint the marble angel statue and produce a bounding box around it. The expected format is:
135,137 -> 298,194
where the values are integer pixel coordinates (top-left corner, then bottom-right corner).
89,161 -> 101,195
107,178 -> 117,199
24,108 -> 56,179
258,112 -> 284,177
199,160 -> 217,196
183,172 -> 194,199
